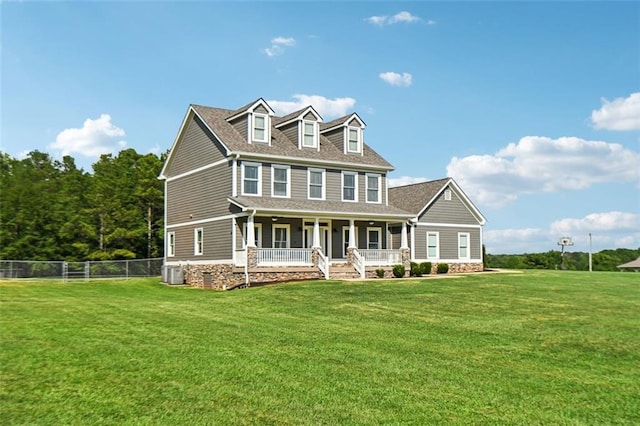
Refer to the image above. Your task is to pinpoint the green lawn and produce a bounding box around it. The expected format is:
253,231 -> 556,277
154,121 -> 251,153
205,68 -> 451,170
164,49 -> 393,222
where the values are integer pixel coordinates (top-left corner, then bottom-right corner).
1,271 -> 638,425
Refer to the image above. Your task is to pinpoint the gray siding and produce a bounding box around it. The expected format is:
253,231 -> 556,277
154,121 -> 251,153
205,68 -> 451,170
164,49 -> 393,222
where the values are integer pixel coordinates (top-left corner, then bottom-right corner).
412,226 -> 481,260
254,105 -> 269,114
167,115 -> 226,178
169,219 -> 232,261
279,122 -> 298,147
419,185 -> 479,225
323,127 -> 344,152
166,162 -> 232,225
230,116 -> 248,141
326,169 -> 341,201
348,118 -> 360,127
291,165 -> 307,198
303,111 -> 316,121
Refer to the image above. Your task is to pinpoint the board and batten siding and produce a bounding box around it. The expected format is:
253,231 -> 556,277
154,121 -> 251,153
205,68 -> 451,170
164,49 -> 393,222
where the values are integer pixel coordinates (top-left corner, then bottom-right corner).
166,162 -> 232,226
167,115 -> 227,178
168,219 -> 232,261
412,225 -> 481,260
418,186 -> 480,225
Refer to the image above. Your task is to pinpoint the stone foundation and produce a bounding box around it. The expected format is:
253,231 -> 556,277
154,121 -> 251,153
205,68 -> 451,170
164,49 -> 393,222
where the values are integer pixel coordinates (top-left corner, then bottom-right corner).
446,262 -> 484,274
182,263 -> 321,290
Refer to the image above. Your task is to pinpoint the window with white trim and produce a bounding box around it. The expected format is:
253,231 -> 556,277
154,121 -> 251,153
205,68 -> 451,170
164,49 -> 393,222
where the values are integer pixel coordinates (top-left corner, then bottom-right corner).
302,121 -> 317,148
444,189 -> 452,201
458,232 -> 470,260
252,114 -> 268,143
367,227 -> 381,250
273,224 -> 290,249
272,165 -> 290,198
167,232 -> 175,257
194,228 -> 203,255
427,232 -> 439,259
366,173 -> 380,203
347,127 -> 361,153
342,171 -> 358,202
242,223 -> 262,248
242,162 -> 261,196
308,168 -> 325,200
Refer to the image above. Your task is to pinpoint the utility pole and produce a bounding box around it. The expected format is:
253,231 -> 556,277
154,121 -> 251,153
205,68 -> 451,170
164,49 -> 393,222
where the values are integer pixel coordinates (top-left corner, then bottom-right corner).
589,232 -> 593,272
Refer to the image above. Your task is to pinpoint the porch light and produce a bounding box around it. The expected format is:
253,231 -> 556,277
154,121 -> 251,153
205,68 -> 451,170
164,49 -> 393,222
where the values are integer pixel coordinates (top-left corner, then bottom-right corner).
369,221 -> 374,225
272,216 -> 278,222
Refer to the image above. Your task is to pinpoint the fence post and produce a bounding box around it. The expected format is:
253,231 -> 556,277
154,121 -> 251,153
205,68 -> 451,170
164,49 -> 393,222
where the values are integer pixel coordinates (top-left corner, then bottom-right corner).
126,259 -> 129,279
63,262 -> 68,283
84,261 -> 90,282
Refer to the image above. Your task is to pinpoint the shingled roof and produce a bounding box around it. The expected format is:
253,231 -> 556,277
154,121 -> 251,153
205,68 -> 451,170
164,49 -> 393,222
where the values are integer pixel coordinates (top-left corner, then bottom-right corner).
191,104 -> 392,170
388,178 -> 451,215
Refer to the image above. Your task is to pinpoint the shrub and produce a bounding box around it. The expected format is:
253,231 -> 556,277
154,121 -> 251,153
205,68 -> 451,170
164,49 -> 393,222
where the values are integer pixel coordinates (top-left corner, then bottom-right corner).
419,262 -> 432,275
410,261 -> 421,277
437,263 -> 449,274
375,268 -> 385,278
392,264 -> 405,278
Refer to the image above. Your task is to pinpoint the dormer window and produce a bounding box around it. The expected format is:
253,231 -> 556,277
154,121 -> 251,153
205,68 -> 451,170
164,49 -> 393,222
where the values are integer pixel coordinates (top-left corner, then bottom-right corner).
302,121 -> 317,148
252,113 -> 268,143
347,127 -> 361,153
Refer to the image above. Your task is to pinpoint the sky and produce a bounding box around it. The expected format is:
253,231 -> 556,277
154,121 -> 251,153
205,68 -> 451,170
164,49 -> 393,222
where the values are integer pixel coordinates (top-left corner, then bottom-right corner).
2,1 -> 639,255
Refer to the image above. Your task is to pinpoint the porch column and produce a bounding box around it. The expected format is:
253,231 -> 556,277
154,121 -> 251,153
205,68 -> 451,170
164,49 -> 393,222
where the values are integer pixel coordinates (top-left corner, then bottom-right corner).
401,222 -> 408,249
312,217 -> 321,248
348,219 -> 356,248
246,213 -> 256,247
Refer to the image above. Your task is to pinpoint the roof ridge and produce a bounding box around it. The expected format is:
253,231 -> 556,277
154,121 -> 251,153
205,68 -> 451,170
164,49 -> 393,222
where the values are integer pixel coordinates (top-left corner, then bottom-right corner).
389,177 -> 449,190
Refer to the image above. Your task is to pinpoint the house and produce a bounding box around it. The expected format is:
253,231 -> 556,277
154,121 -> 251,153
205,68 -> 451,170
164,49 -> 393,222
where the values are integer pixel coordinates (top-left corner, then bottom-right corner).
617,257 -> 640,272
159,98 -> 486,289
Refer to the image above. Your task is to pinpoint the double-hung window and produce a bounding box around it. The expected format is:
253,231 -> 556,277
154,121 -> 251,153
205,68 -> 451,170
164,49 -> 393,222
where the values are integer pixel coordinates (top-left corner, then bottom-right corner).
342,171 -> 357,202
308,168 -> 325,200
273,224 -> 290,249
167,232 -> 175,257
458,232 -> 470,260
302,121 -> 317,148
366,173 -> 381,203
252,114 -> 267,143
347,127 -> 361,153
427,232 -> 439,259
194,228 -> 203,255
242,162 -> 261,196
272,165 -> 290,198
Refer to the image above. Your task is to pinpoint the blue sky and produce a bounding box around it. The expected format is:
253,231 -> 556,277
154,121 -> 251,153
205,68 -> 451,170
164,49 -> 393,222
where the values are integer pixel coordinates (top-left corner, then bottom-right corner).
2,1 -> 639,254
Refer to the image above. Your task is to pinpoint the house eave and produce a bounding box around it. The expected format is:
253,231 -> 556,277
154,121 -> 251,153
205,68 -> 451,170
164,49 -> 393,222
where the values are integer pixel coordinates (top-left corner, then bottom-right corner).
231,151 -> 394,172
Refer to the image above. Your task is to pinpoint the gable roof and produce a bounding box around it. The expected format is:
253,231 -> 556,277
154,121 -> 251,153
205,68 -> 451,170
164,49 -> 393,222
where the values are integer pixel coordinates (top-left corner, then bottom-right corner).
225,98 -> 275,121
189,104 -> 393,170
274,106 -> 323,128
320,113 -> 366,132
388,177 -> 486,225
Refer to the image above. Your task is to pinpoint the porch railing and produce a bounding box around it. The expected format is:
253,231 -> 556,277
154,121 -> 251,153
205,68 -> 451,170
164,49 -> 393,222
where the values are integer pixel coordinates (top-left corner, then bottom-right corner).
352,249 -> 365,279
317,249 -> 329,280
257,248 -> 313,266
359,249 -> 402,265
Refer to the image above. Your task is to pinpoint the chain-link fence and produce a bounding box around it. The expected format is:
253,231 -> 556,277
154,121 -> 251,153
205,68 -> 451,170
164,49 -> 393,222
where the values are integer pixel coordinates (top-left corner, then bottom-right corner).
0,258 -> 164,281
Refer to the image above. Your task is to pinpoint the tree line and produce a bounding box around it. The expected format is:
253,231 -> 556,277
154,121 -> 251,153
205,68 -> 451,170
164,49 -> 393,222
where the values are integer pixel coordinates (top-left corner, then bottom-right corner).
1,149 -> 165,261
485,248 -> 640,272
2,149 -> 638,268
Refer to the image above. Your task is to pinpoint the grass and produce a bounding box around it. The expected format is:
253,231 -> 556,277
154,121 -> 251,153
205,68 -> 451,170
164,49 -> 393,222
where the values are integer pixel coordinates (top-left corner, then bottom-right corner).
1,271 -> 639,424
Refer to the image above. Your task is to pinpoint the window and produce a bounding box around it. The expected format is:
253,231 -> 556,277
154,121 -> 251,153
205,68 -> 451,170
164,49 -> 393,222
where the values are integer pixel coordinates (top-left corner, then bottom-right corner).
242,223 -> 262,248
342,171 -> 358,202
308,168 -> 325,200
242,162 -> 261,196
167,232 -> 175,257
252,114 -> 267,142
302,121 -> 317,148
366,173 -> 380,203
459,232 -> 470,260
444,189 -> 452,201
273,224 -> 290,249
272,165 -> 290,198
427,232 -> 439,259
367,227 -> 381,250
194,228 -> 203,255
347,127 -> 360,153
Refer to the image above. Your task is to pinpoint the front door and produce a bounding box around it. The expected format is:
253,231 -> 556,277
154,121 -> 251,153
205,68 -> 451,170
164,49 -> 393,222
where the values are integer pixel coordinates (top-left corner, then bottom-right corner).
342,226 -> 359,257
304,224 -> 330,258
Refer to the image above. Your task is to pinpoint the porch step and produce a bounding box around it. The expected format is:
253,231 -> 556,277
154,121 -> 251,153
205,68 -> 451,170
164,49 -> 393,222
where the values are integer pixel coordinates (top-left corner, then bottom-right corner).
329,264 -> 361,280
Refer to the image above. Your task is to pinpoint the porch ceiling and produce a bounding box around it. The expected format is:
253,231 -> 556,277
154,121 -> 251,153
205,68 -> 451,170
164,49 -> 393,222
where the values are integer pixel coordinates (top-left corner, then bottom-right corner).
229,196 -> 412,220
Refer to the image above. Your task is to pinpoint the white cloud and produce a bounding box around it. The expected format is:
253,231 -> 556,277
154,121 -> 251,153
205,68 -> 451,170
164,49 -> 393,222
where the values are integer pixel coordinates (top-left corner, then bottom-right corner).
268,94 -> 356,119
264,36 -> 296,57
388,176 -> 429,187
591,92 -> 640,131
447,136 -> 640,208
49,114 -> 126,158
485,212 -> 640,254
379,71 -> 413,87
366,11 -> 424,26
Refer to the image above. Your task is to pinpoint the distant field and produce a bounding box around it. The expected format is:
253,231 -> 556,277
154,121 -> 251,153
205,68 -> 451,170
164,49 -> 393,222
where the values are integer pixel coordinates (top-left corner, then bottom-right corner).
1,271 -> 638,424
